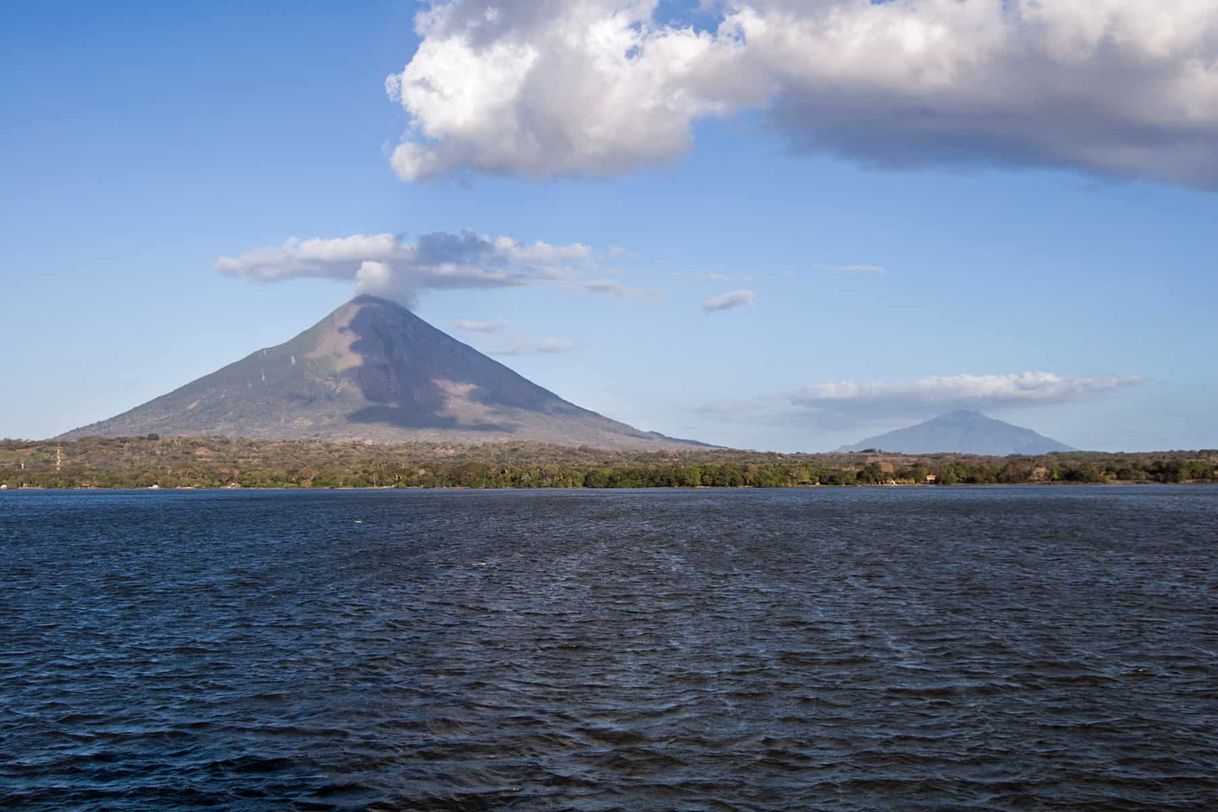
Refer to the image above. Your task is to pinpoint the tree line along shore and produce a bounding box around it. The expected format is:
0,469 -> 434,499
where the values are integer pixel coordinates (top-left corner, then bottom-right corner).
2,436 -> 1216,490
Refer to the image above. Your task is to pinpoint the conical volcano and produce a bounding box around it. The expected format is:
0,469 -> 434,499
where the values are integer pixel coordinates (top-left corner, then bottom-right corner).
838,410 -> 1073,455
62,296 -> 702,448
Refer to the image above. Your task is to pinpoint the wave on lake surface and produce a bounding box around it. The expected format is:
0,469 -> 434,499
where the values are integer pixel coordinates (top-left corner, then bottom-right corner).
2,487 -> 1216,810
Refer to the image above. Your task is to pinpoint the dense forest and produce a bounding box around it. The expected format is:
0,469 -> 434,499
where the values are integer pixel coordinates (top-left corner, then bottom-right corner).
2,436 -> 1216,489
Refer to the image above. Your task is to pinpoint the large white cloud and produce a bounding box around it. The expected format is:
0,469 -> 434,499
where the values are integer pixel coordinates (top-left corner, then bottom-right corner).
216,230 -> 596,304
386,0 -> 1218,186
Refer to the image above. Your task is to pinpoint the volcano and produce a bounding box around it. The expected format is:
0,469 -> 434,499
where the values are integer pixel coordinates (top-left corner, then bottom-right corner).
62,296 -> 704,449
838,410 -> 1074,455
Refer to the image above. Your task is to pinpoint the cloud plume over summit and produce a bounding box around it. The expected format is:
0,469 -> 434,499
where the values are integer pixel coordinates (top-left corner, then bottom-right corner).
216,230 -> 595,305
386,0 -> 1218,186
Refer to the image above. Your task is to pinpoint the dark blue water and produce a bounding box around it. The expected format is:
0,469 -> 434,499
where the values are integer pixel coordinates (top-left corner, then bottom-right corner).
1,487 -> 1216,810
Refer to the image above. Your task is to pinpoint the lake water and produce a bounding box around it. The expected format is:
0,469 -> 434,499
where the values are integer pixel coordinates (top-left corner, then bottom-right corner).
1,487 -> 1216,810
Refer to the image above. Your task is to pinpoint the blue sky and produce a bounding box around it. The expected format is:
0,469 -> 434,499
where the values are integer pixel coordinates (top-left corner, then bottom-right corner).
2,0 -> 1216,451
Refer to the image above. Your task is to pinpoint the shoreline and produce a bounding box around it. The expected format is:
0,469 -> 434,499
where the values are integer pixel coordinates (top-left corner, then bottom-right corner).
3,480 -> 1212,493
4,436 -> 1215,490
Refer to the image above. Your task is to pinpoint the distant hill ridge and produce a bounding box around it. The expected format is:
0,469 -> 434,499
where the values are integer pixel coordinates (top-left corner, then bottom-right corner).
839,410 -> 1074,455
62,296 -> 706,449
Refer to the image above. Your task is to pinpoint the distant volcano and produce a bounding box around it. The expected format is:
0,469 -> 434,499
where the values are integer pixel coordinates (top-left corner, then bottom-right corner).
838,410 -> 1074,455
62,296 -> 704,449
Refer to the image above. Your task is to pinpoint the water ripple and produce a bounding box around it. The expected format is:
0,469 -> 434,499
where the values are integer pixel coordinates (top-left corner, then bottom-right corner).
1,486 -> 1216,809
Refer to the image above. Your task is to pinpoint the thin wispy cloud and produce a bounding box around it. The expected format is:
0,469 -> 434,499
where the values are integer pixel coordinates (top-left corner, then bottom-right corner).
579,279 -> 653,300
492,337 -> 575,356
701,289 -> 756,313
807,372 -> 1139,429
817,263 -> 886,276
794,372 -> 1140,412
453,319 -> 506,333
701,371 -> 1142,430
677,271 -> 752,284
387,1 -> 1218,187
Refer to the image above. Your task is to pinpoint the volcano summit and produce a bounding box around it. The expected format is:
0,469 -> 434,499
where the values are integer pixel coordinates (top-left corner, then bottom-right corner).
63,296 -> 700,449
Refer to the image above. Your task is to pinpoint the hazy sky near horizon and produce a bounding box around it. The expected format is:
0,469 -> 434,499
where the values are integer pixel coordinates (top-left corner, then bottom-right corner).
3,0 -> 1217,451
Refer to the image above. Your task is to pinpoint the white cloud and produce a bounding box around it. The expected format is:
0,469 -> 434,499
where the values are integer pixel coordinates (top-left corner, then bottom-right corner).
216,230 -> 601,305
387,1 -> 1218,187
579,278 -> 655,299
795,372 -> 1138,407
791,371 -> 1141,425
492,337 -> 576,356
386,0 -> 728,180
493,236 -> 591,265
701,288 -> 756,312
453,318 -> 507,333
702,370 -> 1142,430
818,263 -> 887,276
677,271 -> 752,283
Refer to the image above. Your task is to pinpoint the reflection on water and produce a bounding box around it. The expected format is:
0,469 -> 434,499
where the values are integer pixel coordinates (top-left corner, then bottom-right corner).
2,487 -> 1216,809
